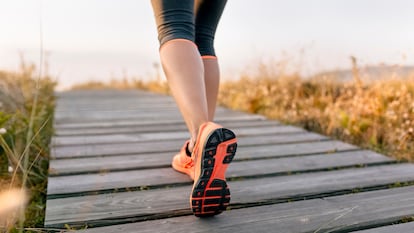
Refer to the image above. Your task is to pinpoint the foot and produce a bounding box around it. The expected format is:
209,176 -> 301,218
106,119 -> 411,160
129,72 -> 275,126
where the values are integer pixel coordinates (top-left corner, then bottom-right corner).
190,122 -> 237,217
172,140 -> 195,180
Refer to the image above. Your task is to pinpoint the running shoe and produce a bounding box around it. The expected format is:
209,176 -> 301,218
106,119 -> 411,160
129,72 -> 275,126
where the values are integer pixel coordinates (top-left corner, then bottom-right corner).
190,122 -> 237,217
172,140 -> 195,180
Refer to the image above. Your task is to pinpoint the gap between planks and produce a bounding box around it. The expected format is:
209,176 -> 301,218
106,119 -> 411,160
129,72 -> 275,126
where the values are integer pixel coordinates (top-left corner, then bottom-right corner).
45,163 -> 414,226
48,140 -> 359,176
46,180 -> 414,233
46,150 -> 396,197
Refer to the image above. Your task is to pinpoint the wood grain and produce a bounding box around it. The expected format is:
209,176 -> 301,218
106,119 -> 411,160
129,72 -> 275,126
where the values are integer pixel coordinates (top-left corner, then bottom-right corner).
52,125 -> 306,146
76,186 -> 414,233
49,140 -> 357,175
54,119 -> 279,136
51,132 -> 328,159
46,150 -> 394,195
45,163 -> 414,227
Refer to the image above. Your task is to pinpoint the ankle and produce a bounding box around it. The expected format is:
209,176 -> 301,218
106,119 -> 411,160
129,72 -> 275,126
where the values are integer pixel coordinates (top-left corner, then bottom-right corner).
188,137 -> 196,153
188,121 -> 209,153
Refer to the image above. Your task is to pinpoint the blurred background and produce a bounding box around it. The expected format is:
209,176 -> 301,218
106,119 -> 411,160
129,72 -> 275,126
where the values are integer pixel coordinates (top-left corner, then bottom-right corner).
1,0 -> 413,90
1,1 -> 414,230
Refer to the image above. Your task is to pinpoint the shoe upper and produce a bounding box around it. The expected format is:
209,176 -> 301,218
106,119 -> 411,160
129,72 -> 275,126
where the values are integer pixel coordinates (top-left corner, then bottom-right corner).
172,140 -> 195,179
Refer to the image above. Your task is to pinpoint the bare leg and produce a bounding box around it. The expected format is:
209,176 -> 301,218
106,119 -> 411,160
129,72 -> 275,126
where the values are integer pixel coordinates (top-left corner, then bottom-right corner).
202,57 -> 220,121
160,39 -> 209,151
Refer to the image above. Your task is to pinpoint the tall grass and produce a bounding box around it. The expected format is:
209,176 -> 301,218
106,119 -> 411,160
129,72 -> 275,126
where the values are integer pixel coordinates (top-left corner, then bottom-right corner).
218,61 -> 414,161
0,61 -> 56,232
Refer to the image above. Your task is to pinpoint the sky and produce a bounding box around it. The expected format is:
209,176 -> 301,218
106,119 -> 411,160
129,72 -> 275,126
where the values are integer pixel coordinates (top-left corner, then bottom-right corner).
1,0 -> 413,90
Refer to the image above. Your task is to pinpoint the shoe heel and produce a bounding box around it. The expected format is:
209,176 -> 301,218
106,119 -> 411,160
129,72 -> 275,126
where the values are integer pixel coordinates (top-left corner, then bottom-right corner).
192,179 -> 230,217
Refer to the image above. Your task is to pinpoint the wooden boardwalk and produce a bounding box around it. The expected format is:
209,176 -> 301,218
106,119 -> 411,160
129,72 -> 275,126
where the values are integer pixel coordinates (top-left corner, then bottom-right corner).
44,90 -> 414,233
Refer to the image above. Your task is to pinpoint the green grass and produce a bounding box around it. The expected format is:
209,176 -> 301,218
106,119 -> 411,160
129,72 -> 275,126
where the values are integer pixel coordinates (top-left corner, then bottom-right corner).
0,61 -> 56,232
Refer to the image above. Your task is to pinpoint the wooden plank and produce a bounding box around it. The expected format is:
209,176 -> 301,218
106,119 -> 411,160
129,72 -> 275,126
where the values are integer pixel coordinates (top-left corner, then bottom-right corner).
352,222 -> 414,233
56,105 -> 178,112
54,119 -> 280,136
51,132 -> 328,159
55,90 -> 168,100
55,101 -> 177,111
52,125 -> 306,146
56,109 -> 251,122
46,150 -> 394,195
77,185 -> 414,233
54,108 -> 260,124
54,112 -> 182,123
49,140 -> 358,175
54,114 -> 266,127
56,106 -> 230,114
54,117 -> 271,133
46,163 -> 414,226
56,102 -> 178,111
55,101 -> 176,109
55,109 -> 182,120
56,105 -> 175,112
56,99 -> 176,108
55,117 -> 265,130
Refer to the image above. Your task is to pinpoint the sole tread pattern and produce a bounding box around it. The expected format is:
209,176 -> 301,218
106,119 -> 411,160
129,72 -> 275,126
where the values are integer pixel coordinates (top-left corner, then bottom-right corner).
191,128 -> 237,217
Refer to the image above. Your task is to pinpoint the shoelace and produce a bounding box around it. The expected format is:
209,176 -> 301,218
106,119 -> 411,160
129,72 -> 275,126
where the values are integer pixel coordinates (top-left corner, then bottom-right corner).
182,155 -> 194,168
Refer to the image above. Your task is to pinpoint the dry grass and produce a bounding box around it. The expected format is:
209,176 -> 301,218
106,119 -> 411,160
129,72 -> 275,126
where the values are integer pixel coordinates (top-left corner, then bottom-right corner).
218,62 -> 414,161
70,78 -> 171,95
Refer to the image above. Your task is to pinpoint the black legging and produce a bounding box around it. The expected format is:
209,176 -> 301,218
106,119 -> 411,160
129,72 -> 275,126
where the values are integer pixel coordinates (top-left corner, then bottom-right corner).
151,0 -> 227,56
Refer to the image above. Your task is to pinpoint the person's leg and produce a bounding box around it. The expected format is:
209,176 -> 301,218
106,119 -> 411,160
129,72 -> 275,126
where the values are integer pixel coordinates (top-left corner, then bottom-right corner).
160,40 -> 208,151
194,0 -> 227,121
151,0 -> 237,217
151,0 -> 208,151
202,57 -> 220,121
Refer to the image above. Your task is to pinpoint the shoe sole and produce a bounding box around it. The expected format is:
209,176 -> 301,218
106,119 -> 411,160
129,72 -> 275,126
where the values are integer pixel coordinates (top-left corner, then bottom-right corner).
190,128 -> 237,217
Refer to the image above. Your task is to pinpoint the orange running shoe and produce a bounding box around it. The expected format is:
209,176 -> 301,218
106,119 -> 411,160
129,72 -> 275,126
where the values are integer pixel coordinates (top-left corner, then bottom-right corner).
172,140 -> 195,180
190,122 -> 237,217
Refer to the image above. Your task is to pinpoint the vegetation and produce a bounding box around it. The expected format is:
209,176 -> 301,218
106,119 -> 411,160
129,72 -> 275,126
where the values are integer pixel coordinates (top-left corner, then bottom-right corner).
118,59 -> 414,161
0,61 -> 56,232
0,53 -> 411,231
70,78 -> 170,95
218,60 -> 414,161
